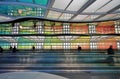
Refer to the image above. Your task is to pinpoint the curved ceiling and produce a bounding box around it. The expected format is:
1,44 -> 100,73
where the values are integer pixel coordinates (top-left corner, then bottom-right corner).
0,0 -> 120,22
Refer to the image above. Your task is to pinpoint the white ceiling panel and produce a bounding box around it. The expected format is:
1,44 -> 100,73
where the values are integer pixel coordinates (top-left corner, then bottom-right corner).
83,0 -> 111,12
47,11 -> 61,19
98,14 -> 117,20
67,0 -> 88,11
83,15 -> 100,21
52,0 -> 71,10
59,13 -> 73,20
0,16 -> 11,21
115,8 -> 120,12
0,0 -> 120,22
96,0 -> 120,12
112,13 -> 120,19
72,15 -> 88,21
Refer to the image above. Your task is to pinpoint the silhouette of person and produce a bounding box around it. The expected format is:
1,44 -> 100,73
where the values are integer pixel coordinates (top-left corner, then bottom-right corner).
32,45 -> 35,51
12,46 -> 17,53
107,45 -> 114,55
106,45 -> 115,65
78,45 -> 81,51
9,45 -> 12,51
0,46 -> 3,53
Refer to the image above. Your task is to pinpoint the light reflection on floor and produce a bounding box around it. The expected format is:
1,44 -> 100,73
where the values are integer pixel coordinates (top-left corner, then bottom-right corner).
0,50 -> 120,79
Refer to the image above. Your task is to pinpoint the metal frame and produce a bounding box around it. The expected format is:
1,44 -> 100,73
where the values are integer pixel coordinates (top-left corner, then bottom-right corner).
69,0 -> 96,21
44,0 -> 55,18
0,0 -> 120,22
94,5 -> 120,21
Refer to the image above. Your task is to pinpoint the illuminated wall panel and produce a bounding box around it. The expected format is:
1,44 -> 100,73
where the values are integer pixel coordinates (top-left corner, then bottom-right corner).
70,26 -> 88,34
44,26 -> 54,34
18,43 -> 35,49
53,26 -> 63,34
19,21 -> 37,34
70,43 -> 90,49
97,42 -> 117,50
96,26 -> 115,34
0,24 -> 12,34
17,37 -> 35,49
0,20 -> 119,50
71,36 -> 90,49
0,42 -> 10,49
97,37 -> 117,50
44,37 -> 63,49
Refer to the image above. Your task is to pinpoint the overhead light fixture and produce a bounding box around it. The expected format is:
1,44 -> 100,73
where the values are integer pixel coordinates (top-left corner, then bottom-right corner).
18,9 -> 22,14
19,25 -> 23,29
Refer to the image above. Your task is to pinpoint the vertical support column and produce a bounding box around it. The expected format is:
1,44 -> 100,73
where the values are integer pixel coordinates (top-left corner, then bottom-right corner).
115,21 -> 118,34
114,21 -> 120,34
36,21 -> 44,49
63,23 -> 70,34
11,23 -> 19,48
115,21 -> 120,50
12,23 -> 19,34
89,23 -> 97,50
89,23 -> 96,34
117,42 -> 120,50
63,23 -> 70,49
90,41 -> 97,50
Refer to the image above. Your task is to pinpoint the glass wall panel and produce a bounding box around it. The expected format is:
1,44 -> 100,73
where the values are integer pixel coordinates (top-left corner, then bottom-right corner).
96,25 -> 115,34
0,24 -> 12,34
0,20 -> 119,50
97,37 -> 117,50
70,24 -> 88,34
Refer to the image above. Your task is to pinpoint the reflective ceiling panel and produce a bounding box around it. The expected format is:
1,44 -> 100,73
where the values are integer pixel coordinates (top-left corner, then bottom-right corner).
0,0 -> 119,22
0,0 -> 49,6
0,16 -> 11,22
34,0 -> 48,6
47,10 -> 62,19
0,4 -> 46,17
98,14 -> 118,20
110,13 -> 120,19
19,0 -> 33,3
96,0 -> 120,12
83,15 -> 100,21
67,0 -> 88,11
2,0 -> 16,1
115,8 -> 120,12
52,0 -> 71,10
72,15 -> 88,21
83,0 -> 111,13
59,13 -> 73,20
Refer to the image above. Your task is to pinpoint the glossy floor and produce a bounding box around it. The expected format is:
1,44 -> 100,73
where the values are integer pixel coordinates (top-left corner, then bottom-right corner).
0,50 -> 120,79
